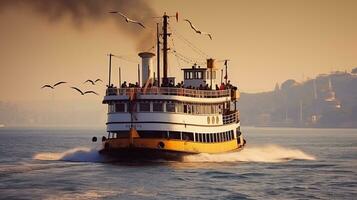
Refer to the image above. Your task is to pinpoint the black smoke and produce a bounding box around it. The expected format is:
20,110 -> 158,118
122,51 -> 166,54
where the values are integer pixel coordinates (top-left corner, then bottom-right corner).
0,0 -> 157,50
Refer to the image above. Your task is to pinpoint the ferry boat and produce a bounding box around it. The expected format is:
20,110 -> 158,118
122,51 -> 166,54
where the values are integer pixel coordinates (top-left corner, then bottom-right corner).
98,13 -> 246,160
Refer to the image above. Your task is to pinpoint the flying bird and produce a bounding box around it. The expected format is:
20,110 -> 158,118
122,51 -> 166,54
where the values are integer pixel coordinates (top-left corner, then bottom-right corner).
71,87 -> 99,96
84,79 -> 103,85
109,11 -> 145,28
41,81 -> 67,89
84,79 -> 95,85
184,19 -> 212,40
41,85 -> 54,89
95,79 -> 102,83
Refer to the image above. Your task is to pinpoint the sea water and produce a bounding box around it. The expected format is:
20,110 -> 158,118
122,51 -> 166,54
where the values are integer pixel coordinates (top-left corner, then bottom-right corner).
0,127 -> 356,199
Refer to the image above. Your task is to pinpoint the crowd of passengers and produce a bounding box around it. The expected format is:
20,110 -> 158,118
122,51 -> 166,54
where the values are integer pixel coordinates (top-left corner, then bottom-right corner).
107,80 -> 237,91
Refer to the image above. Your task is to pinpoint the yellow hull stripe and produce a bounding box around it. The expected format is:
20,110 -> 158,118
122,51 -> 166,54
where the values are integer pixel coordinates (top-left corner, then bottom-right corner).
105,138 -> 241,154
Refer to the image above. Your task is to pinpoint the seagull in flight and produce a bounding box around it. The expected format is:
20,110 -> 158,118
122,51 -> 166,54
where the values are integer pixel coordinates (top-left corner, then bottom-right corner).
109,11 -> 145,28
41,81 -> 67,89
84,79 -> 102,85
184,19 -> 212,40
71,87 -> 99,96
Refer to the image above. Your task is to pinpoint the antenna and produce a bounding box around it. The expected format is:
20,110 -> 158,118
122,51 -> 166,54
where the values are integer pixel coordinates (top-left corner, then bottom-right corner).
108,53 -> 113,87
157,23 -> 161,87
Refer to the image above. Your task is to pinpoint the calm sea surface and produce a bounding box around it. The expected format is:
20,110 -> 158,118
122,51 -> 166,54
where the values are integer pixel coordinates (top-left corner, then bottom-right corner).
0,127 -> 356,199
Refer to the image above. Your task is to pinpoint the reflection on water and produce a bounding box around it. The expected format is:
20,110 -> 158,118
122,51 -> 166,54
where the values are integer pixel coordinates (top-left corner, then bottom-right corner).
0,127 -> 356,199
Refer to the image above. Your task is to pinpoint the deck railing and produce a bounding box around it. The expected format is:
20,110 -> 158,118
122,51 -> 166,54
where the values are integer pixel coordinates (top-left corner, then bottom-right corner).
223,111 -> 240,124
106,87 -> 231,98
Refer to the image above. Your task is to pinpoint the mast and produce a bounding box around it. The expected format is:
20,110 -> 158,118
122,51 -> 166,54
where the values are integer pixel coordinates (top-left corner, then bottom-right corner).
108,53 -> 113,87
119,67 -> 121,88
162,13 -> 169,85
137,64 -> 140,86
157,23 -> 161,87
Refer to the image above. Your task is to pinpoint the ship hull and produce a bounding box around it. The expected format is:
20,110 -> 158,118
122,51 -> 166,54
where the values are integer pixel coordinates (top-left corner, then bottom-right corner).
98,137 -> 245,161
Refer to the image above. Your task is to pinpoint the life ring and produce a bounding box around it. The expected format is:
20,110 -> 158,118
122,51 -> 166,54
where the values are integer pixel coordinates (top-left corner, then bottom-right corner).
92,137 -> 97,142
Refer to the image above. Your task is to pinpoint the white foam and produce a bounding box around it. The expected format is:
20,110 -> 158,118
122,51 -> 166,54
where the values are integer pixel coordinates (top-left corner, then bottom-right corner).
33,147 -> 106,162
183,144 -> 316,163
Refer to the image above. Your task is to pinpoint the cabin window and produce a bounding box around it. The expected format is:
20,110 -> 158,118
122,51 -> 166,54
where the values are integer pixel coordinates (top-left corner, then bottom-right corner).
108,104 -> 115,113
236,128 -> 241,137
182,132 -> 194,141
153,102 -> 163,112
115,103 -> 125,112
207,134 -> 211,143
139,131 -> 167,138
166,102 -> 175,112
223,132 -> 227,141
184,104 -> 188,113
168,131 -> 181,139
139,103 -> 150,112
198,133 -> 202,142
203,134 -> 207,143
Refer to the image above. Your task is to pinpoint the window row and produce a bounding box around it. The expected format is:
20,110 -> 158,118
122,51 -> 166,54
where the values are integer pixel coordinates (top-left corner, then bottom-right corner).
108,130 -> 235,143
108,101 -> 227,115
184,71 -> 204,80
183,71 -> 217,80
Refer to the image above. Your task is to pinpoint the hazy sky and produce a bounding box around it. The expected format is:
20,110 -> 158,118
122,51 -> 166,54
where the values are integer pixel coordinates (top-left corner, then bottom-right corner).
1,0 -> 357,103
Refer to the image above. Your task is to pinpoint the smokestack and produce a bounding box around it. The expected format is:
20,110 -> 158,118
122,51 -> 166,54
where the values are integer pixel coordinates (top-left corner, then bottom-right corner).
138,52 -> 155,86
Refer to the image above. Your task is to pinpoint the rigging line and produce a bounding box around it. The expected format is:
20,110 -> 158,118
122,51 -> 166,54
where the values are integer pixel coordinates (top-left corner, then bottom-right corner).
172,51 -> 206,66
170,27 -> 207,58
169,26 -> 209,58
172,50 -> 206,65
171,52 -> 191,64
168,24 -> 182,68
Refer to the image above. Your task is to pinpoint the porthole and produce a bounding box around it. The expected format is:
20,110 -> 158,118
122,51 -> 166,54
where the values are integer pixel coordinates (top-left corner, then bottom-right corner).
211,116 -> 215,124
207,116 -> 210,124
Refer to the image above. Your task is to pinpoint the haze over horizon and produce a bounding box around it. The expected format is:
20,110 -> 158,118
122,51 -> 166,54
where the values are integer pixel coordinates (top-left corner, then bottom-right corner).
1,0 -> 357,104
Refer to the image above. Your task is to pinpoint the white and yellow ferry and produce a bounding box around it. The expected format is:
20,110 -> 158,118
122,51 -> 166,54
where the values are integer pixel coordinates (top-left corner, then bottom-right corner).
99,13 -> 245,160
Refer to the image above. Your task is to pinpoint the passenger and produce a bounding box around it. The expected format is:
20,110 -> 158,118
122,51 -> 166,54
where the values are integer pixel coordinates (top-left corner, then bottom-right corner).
121,81 -> 127,88
205,84 -> 209,90
220,83 -> 225,90
199,84 -> 203,90
215,84 -> 219,90
135,82 -> 139,87
227,80 -> 232,89
169,80 -> 174,87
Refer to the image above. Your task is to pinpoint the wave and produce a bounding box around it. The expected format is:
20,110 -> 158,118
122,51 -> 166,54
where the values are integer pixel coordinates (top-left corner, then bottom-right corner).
33,147 -> 107,162
183,144 -> 316,163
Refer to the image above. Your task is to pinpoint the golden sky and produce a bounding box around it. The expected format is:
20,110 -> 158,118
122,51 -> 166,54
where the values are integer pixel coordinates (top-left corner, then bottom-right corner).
1,0 -> 357,103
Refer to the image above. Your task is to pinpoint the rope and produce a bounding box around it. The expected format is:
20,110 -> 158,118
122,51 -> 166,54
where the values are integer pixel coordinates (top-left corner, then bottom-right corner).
169,26 -> 209,58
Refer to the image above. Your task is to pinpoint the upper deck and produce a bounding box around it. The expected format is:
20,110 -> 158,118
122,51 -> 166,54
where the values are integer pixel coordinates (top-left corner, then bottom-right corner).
104,87 -> 238,103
